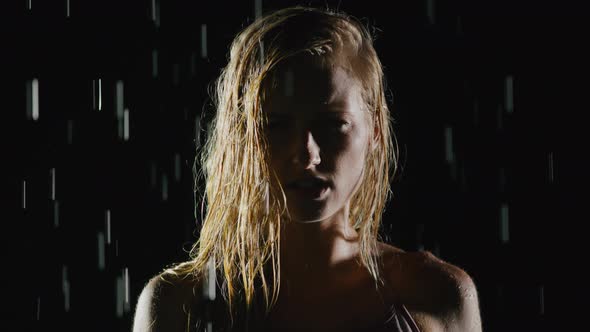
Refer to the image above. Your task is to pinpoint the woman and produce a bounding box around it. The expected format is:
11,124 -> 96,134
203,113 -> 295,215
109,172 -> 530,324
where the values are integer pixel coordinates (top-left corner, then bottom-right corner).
133,6 -> 482,332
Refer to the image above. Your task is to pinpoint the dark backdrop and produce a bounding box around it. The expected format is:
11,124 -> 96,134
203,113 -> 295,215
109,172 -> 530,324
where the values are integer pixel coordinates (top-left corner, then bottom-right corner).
5,0 -> 589,331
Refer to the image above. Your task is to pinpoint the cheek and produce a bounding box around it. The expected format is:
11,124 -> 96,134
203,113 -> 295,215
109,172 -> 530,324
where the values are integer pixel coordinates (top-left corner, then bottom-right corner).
342,141 -> 367,171
332,130 -> 369,176
343,120 -> 370,155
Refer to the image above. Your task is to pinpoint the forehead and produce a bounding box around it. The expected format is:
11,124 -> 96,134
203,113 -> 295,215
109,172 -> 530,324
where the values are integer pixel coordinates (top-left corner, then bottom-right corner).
263,57 -> 362,113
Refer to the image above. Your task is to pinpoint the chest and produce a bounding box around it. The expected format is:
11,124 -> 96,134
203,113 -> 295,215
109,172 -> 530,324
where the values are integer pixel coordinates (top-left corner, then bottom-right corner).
261,278 -> 394,331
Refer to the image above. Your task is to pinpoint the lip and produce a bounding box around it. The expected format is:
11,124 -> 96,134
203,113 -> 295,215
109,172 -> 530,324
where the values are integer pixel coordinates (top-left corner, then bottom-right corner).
287,183 -> 330,200
287,176 -> 329,187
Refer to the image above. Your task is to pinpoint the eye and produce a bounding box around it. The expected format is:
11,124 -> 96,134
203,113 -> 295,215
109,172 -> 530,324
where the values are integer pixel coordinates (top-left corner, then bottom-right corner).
327,119 -> 350,132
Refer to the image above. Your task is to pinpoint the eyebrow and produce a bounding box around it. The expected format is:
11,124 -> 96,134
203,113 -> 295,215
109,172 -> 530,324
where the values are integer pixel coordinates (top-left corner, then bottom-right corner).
268,104 -> 352,114
323,99 -> 348,107
267,111 -> 352,117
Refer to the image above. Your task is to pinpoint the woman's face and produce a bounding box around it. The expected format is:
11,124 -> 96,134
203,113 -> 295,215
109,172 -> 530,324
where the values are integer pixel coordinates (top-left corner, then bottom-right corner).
264,58 -> 373,223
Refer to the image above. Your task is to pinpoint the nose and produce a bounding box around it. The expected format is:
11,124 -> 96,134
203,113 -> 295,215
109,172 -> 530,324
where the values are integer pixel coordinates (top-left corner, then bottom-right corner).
292,130 -> 321,169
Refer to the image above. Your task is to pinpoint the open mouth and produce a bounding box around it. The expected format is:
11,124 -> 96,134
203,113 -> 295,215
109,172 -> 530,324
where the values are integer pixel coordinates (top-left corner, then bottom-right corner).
287,177 -> 330,199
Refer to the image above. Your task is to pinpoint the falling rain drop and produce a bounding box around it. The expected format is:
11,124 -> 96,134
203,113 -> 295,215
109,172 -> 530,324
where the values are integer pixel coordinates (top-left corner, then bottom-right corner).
152,50 -> 158,78
27,0 -> 32,10
124,268 -> 130,311
63,281 -> 70,312
203,256 -> 216,301
151,0 -> 160,27
105,209 -> 111,245
116,274 -> 124,317
118,116 -> 123,139
426,0 -> 435,24
114,267 -> 131,316
150,0 -> 156,21
22,180 -> 26,210
62,265 -> 70,312
50,168 -> 56,200
93,79 -> 102,111
115,80 -> 124,119
254,0 -> 262,19
26,79 -> 39,121
98,232 -> 106,270
201,24 -> 208,58
444,126 -> 454,164
499,203 -> 509,243
259,40 -> 265,66
66,0 -> 70,18
162,173 -> 168,201
123,108 -> 130,141
505,75 -> 514,114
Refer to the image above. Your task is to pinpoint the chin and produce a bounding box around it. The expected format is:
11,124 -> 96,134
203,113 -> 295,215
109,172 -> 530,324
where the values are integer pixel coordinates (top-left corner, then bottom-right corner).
287,206 -> 338,224
291,216 -> 324,224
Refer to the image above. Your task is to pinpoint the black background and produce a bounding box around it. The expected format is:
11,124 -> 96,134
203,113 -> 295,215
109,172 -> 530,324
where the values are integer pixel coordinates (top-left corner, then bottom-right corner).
4,0 -> 590,331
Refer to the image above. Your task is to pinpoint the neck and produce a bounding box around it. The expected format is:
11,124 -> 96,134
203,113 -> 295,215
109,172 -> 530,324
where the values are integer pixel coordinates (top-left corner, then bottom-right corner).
279,202 -> 361,282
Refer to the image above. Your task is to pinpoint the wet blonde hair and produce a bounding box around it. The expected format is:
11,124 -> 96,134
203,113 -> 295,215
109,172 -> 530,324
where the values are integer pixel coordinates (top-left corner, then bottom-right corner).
166,5 -> 397,326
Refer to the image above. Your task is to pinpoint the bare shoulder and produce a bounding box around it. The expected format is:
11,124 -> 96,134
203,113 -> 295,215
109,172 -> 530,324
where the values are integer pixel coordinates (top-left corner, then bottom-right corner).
132,262 -> 202,332
378,243 -> 482,332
